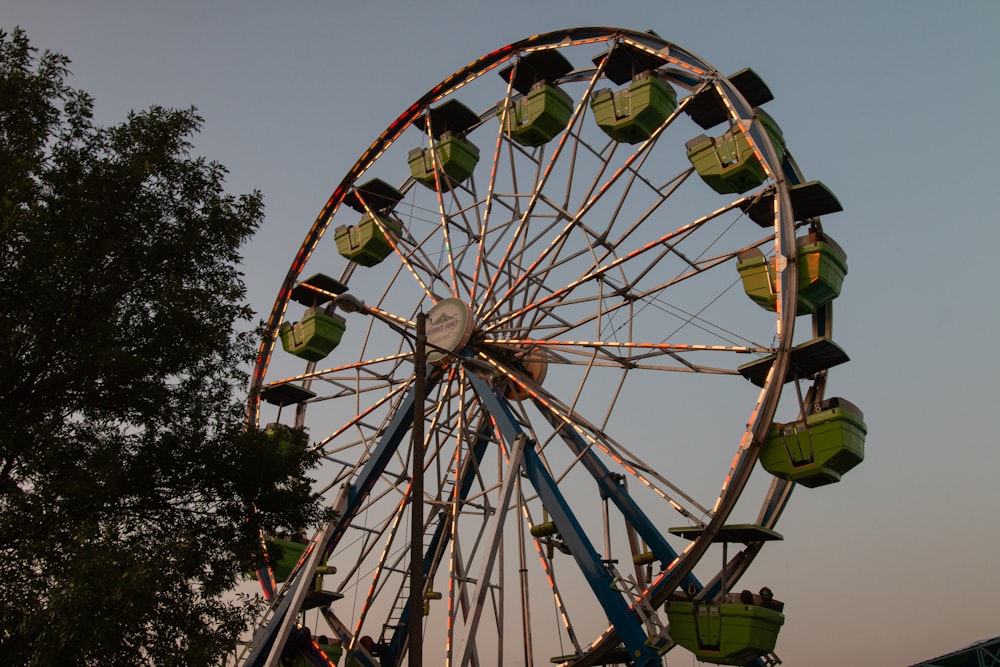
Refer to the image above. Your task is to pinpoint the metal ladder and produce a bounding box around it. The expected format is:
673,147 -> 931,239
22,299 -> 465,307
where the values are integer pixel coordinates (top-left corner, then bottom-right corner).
610,567 -> 673,654
378,507 -> 446,646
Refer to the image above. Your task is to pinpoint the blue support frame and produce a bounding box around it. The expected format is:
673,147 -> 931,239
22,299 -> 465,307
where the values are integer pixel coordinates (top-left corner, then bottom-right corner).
245,372 -> 436,667
468,374 -> 663,667
243,539 -> 336,667
538,409 -> 701,594
248,363 -> 690,667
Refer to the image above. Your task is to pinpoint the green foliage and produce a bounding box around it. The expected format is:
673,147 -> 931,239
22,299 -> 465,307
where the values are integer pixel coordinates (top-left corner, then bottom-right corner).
0,28 -> 325,666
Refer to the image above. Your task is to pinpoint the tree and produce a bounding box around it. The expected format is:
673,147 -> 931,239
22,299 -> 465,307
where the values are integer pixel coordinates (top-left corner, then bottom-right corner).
0,28 -> 324,666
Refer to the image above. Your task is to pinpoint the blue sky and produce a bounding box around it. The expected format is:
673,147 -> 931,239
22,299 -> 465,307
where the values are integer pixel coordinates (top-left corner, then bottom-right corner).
6,1 -> 1000,665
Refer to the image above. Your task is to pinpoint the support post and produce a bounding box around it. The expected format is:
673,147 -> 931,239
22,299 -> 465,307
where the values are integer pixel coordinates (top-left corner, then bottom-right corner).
408,312 -> 426,667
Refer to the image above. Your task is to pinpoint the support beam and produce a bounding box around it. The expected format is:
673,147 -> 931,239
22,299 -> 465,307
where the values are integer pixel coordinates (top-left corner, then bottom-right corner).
468,374 -> 662,667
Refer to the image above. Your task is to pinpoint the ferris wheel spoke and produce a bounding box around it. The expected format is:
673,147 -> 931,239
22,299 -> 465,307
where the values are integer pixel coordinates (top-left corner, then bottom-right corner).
431,184 -> 462,297
349,187 -> 453,299
565,98 -> 687,218
481,362 -> 711,522
313,383 -> 412,448
476,137 -> 616,324
481,304 -> 756,375
454,433 -> 526,667
502,183 -> 772,337
520,501 -> 585,657
506,266 -> 760,356
474,216 -> 572,315
388,219 -> 452,304
349,484 -> 411,637
270,350 -> 414,388
481,208 -> 752,337
483,337 -> 759,380
468,72 -> 518,310
474,66 -> 604,321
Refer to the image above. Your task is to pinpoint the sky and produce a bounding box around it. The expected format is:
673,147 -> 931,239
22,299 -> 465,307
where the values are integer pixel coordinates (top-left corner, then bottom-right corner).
5,1 -> 1000,665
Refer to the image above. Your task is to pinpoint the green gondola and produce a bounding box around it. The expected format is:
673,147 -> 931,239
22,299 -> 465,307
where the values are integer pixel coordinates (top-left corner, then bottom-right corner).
737,233 -> 848,315
409,100 -> 481,190
590,73 -> 677,144
760,397 -> 867,487
666,598 -> 784,665
498,49 -> 575,147
501,83 -> 574,147
686,109 -> 785,194
335,214 -> 402,267
280,309 -> 346,362
408,135 -> 480,190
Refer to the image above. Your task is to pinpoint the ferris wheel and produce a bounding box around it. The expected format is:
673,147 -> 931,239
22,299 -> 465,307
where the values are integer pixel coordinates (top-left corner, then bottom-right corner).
239,27 -> 865,667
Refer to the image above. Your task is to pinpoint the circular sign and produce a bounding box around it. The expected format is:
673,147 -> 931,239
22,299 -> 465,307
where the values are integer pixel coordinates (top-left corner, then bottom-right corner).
425,298 -> 474,363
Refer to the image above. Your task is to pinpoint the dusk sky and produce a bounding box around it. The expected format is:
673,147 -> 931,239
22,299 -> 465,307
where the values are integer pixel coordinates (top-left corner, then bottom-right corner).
5,2 -> 999,665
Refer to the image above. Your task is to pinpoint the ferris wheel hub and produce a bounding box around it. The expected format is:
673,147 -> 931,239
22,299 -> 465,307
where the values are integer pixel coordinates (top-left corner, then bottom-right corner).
425,298 -> 475,363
